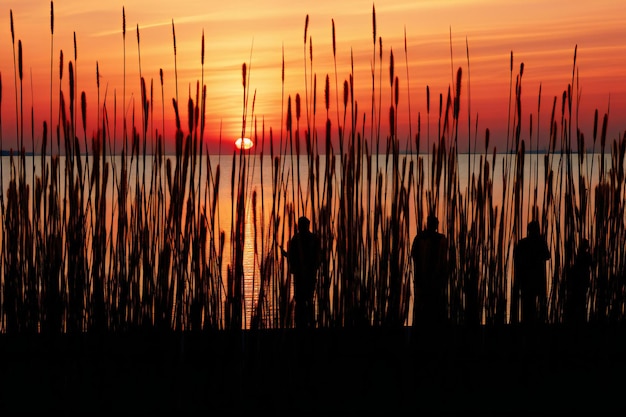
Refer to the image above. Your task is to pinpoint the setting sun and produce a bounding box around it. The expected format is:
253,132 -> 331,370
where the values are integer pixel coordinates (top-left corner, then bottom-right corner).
235,137 -> 254,150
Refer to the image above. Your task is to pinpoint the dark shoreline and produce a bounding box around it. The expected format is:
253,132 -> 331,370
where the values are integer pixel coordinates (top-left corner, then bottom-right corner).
1,324 -> 625,412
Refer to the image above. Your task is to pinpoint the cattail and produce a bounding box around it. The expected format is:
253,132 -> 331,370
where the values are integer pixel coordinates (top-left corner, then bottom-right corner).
172,20 -> 177,56
325,74 -> 329,111
343,80 -> 349,109
172,98 -> 180,131
188,96 -> 193,135
18,40 -> 22,81
10,10 -> 14,44
96,61 -> 99,89
201,29 -> 205,66
519,62 -> 524,78
372,4 -> 376,45
510,51 -> 513,72
304,14 -> 309,44
296,93 -> 301,121
59,50 -> 63,80
81,91 -> 86,133
427,85 -> 430,114
74,31 -> 77,61
42,121 -> 47,156
242,63 -> 247,89
69,61 -> 74,104
122,7 -> 126,38
50,1 -> 54,35
389,105 -> 395,138
309,36 -> 312,62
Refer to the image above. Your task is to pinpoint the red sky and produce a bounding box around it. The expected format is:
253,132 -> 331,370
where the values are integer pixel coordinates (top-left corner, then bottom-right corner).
1,0 -> 624,154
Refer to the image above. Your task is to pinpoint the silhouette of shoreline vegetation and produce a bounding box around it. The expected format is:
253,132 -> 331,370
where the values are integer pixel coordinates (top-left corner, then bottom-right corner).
0,3 -> 624,336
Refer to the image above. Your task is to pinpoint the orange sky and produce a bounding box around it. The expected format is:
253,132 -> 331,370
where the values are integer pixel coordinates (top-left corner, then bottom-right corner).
0,0 -> 624,154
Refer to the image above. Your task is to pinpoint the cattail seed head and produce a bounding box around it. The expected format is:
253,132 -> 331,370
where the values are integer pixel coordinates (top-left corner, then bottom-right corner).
172,98 -> 180,130
372,4 -> 376,45
160,68 -> 163,86
81,91 -> 87,132
172,20 -> 177,55
69,61 -> 74,100
296,93 -> 301,120
343,79 -> 349,109
286,95 -> 292,132
10,10 -> 14,44
201,30 -> 205,65
50,1 -> 54,35
325,74 -> 329,111
242,63 -> 247,89
122,7 -> 126,38
59,50 -> 63,80
73,31 -> 77,60
304,14 -> 309,44
18,40 -> 22,81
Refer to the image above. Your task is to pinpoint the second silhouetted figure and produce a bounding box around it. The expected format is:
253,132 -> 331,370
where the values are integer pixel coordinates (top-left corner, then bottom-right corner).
411,214 -> 448,326
514,220 -> 551,324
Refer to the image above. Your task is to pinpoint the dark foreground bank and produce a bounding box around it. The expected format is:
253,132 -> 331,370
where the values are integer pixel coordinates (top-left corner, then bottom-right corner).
1,324 -> 625,412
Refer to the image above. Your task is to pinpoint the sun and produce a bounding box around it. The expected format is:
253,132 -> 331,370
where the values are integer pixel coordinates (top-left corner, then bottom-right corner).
235,137 -> 254,150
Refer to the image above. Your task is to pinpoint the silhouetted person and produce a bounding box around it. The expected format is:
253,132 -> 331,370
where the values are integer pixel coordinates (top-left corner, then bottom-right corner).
565,239 -> 593,325
514,220 -> 550,324
411,214 -> 448,325
287,216 -> 321,328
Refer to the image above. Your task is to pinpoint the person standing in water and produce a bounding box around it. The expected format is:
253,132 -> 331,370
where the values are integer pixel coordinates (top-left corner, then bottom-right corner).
514,220 -> 551,324
287,216 -> 321,329
411,214 -> 449,326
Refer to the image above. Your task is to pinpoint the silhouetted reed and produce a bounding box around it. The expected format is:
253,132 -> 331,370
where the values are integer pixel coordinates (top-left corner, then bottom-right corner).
1,3 -> 625,334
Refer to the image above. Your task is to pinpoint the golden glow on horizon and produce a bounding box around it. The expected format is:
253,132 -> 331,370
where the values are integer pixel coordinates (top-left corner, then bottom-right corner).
235,137 -> 254,150
0,0 -> 624,154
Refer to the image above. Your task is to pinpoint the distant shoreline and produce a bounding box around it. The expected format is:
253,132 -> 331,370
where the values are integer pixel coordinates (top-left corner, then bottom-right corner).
0,150 -> 609,157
